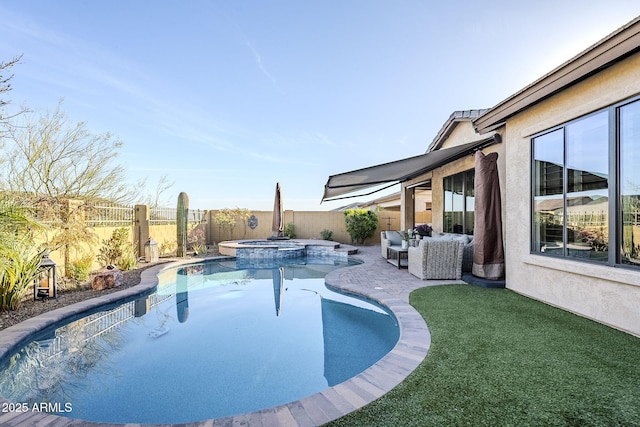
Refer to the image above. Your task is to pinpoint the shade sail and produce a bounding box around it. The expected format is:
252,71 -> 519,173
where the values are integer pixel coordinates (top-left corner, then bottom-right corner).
322,135 -> 500,202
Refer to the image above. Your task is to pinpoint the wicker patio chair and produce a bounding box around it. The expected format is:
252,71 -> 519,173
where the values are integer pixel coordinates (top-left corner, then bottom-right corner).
408,239 -> 464,280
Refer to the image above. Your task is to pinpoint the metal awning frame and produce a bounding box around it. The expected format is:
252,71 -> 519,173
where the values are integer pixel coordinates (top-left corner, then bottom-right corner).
322,134 -> 500,202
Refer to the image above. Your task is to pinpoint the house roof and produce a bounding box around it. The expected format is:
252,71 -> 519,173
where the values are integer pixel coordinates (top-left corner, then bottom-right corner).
427,109 -> 489,152
474,15 -> 640,134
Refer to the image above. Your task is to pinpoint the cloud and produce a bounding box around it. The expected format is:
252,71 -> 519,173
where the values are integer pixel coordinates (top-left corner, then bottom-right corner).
244,40 -> 280,90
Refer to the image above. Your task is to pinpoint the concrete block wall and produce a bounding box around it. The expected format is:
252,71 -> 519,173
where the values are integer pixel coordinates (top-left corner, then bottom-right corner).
207,210 -> 402,246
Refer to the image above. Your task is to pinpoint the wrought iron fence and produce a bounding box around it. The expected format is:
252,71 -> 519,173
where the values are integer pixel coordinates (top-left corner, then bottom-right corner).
150,206 -> 176,225
85,202 -> 135,227
150,206 -> 205,225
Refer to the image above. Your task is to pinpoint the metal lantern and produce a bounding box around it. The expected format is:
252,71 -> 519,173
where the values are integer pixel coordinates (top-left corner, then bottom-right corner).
144,237 -> 159,263
34,252 -> 57,301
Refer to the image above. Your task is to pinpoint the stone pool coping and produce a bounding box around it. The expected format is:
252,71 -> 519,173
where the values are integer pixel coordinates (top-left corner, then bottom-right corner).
0,248 -> 436,427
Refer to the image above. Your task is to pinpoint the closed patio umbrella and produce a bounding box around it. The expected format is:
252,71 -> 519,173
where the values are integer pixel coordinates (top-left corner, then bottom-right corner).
271,182 -> 284,239
272,266 -> 285,316
472,151 -> 505,280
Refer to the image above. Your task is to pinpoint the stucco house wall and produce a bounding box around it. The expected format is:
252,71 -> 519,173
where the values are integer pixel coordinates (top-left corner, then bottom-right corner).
403,121 -> 506,235
502,51 -> 640,337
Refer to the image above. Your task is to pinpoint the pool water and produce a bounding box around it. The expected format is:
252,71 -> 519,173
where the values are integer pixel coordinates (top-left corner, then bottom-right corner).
0,257 -> 399,424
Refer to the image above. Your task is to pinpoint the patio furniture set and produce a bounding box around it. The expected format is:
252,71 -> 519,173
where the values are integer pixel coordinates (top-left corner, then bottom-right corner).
381,230 -> 473,280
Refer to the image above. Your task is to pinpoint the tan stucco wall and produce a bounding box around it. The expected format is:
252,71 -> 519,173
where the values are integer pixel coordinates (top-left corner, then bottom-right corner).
503,51 -> 640,337
439,121 -> 490,150
206,210 -> 401,245
402,120 -> 506,235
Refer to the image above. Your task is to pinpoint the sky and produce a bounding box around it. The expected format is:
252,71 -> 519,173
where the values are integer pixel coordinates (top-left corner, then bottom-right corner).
1,1 -> 639,212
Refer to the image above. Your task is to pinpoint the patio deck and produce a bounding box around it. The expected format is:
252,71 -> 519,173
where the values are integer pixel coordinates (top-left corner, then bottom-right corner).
0,245 -> 464,427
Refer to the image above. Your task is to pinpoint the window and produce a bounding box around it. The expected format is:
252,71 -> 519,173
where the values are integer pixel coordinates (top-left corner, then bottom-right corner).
443,169 -> 474,234
620,101 -> 640,265
532,97 -> 640,267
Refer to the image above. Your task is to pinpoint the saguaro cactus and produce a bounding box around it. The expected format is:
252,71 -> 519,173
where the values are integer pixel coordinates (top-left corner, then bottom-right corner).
176,192 -> 189,257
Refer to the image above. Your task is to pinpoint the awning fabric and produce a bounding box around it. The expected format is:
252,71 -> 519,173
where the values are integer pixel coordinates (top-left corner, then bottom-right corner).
321,135 -> 500,202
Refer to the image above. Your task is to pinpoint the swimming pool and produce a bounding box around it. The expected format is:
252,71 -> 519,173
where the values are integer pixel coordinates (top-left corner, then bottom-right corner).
0,257 -> 399,424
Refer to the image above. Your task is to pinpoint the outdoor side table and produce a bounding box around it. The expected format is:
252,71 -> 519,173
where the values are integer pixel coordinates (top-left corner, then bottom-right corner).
387,246 -> 409,269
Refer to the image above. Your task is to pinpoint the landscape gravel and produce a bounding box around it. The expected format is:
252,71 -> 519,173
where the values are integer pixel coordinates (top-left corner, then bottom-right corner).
0,261 -> 170,331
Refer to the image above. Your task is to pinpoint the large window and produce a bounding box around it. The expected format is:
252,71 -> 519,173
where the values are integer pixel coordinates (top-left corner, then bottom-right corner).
532,97 -> 640,267
620,100 -> 640,265
443,169 -> 474,234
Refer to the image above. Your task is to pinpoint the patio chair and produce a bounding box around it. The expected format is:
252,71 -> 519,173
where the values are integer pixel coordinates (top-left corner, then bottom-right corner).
408,238 -> 464,280
381,230 -> 404,259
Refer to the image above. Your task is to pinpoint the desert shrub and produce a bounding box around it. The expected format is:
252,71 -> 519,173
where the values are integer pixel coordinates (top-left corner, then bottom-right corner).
185,226 -> 208,255
97,228 -> 137,270
160,240 -> 176,256
118,245 -> 138,270
213,208 -> 251,240
284,222 -> 296,239
67,255 -> 94,281
344,209 -> 378,244
320,229 -> 333,241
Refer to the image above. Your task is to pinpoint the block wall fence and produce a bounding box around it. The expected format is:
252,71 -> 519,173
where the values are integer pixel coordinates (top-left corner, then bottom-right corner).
39,207 -> 407,275
204,210 -> 403,245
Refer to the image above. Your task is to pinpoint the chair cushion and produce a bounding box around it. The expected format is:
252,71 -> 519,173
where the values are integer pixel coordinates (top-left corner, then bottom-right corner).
453,234 -> 470,244
385,230 -> 403,245
436,233 -> 470,244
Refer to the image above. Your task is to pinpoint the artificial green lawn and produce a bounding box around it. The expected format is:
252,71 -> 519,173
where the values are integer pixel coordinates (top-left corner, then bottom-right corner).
326,285 -> 640,426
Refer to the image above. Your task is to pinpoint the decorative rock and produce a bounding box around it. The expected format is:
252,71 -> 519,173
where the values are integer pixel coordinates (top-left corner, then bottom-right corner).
91,268 -> 124,290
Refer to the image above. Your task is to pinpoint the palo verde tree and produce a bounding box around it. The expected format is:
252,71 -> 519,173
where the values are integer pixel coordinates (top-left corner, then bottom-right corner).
0,100 -> 141,275
0,54 -> 24,140
2,100 -> 138,203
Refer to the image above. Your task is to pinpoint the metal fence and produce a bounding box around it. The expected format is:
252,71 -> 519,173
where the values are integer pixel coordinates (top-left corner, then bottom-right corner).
150,206 -> 176,225
85,202 -> 135,227
150,206 -> 205,225
22,199 -> 205,227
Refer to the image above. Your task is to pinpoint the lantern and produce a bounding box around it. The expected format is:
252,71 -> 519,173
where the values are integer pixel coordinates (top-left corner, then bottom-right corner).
34,252 -> 57,301
144,237 -> 159,263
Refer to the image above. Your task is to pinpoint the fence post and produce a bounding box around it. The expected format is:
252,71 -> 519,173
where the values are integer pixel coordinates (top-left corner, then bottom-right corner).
135,205 -> 150,258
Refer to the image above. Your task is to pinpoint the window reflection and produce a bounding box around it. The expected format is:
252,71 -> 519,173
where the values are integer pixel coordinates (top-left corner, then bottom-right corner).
620,101 -> 640,265
532,112 -> 610,261
565,111 -> 609,261
533,129 -> 564,253
443,170 -> 474,234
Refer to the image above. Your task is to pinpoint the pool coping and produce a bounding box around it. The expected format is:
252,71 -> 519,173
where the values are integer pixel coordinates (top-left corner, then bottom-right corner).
0,252 -> 432,427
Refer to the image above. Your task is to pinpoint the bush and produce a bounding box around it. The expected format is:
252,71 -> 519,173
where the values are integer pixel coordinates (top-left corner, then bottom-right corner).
344,209 -> 378,244
68,255 -> 93,281
160,240 -> 176,256
97,228 -> 137,270
187,227 -> 206,251
284,222 -> 296,239
320,229 -> 333,241
0,242 -> 44,311
118,245 -> 138,271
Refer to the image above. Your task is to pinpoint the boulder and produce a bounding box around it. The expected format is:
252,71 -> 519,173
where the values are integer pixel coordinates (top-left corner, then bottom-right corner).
91,268 -> 124,290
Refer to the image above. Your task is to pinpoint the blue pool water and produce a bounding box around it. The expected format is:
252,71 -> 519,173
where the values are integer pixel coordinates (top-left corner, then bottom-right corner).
0,257 -> 399,424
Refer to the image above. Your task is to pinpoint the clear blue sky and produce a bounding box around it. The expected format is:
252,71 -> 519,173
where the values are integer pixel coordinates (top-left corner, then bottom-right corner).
1,1 -> 639,211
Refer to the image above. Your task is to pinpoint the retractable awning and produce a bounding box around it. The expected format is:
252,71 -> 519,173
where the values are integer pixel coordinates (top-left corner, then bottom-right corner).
321,135 -> 500,202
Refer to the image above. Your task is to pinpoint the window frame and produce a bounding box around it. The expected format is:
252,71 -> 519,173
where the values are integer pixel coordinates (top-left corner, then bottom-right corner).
530,94 -> 640,269
443,168 -> 475,235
